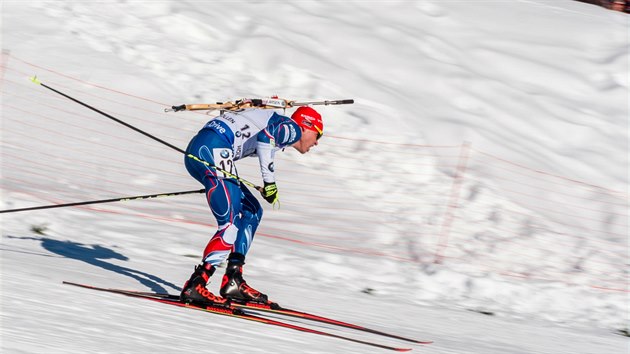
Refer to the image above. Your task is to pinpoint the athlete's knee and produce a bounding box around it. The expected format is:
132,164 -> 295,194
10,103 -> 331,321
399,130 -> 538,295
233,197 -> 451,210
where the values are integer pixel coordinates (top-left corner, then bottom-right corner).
247,193 -> 263,221
253,201 -> 263,221
202,223 -> 239,265
242,204 -> 263,228
220,222 -> 239,245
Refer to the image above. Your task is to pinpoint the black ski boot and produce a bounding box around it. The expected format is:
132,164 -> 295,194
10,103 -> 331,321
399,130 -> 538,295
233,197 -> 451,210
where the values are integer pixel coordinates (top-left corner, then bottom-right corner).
219,253 -> 269,304
180,263 -> 228,306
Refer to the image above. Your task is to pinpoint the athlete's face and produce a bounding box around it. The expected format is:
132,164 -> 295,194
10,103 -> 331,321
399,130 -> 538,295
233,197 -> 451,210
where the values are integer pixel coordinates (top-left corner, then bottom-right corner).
292,128 -> 319,154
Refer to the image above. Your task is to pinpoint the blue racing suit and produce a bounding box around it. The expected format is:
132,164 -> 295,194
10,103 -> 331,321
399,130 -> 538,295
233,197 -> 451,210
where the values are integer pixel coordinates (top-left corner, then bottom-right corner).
184,108 -> 302,266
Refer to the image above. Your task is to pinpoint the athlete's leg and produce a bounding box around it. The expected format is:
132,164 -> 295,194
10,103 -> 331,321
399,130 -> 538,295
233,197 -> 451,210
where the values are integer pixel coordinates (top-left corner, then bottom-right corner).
233,183 -> 263,256
219,184 -> 268,303
200,178 -> 242,266
184,131 -> 242,267
181,131 -> 241,303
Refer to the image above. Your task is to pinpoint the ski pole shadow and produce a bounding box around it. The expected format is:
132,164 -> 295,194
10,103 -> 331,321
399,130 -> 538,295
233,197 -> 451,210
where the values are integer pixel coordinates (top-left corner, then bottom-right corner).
6,235 -> 181,293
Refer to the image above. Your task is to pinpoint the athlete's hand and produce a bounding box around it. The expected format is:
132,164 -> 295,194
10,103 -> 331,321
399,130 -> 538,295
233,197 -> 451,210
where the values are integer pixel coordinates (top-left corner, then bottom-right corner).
260,182 -> 279,205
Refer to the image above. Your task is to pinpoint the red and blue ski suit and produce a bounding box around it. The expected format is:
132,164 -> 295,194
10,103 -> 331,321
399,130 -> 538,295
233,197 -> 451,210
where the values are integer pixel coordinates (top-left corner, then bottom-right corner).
185,108 -> 301,266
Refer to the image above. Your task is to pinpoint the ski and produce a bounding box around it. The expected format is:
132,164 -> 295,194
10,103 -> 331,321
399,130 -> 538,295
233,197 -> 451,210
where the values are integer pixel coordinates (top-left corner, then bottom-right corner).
62,282 -> 431,345
232,303 -> 432,344
63,281 -> 415,352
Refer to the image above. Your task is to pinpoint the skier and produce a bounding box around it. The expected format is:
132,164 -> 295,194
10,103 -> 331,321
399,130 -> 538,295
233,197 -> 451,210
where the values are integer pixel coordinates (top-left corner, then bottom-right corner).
180,105 -> 323,305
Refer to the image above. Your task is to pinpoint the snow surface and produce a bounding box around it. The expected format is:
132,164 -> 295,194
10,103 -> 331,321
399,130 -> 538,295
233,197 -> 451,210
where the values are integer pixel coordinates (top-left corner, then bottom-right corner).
1,1 -> 628,353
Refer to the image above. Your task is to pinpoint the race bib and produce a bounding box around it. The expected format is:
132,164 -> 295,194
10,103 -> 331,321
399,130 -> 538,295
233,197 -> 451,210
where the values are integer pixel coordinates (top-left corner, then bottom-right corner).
212,148 -> 234,178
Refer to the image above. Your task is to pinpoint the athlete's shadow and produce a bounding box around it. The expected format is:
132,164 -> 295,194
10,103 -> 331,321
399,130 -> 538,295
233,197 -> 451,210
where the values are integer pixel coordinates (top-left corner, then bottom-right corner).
7,235 -> 181,293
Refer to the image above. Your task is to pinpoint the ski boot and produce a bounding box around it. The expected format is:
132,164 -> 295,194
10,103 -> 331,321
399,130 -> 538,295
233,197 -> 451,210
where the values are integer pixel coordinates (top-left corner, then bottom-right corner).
180,263 -> 229,306
219,253 -> 269,304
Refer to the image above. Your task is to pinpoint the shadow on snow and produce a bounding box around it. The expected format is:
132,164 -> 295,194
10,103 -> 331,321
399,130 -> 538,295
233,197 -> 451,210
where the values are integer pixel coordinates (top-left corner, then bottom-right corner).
6,235 -> 181,293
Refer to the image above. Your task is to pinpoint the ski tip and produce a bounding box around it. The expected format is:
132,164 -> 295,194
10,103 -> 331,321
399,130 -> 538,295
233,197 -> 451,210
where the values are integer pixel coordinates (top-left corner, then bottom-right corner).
29,75 -> 42,85
394,348 -> 413,352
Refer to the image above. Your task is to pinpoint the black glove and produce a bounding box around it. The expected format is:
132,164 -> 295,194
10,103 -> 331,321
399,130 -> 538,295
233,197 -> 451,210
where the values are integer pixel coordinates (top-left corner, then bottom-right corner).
260,182 -> 279,205
171,104 -> 186,112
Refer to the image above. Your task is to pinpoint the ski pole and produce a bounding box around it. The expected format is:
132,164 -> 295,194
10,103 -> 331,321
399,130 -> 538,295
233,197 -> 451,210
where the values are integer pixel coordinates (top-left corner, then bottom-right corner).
0,189 -> 205,214
28,76 -> 262,192
30,76 -> 186,154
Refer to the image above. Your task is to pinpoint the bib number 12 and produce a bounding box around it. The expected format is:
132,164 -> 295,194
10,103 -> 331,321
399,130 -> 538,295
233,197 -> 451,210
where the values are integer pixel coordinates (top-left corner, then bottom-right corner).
213,148 -> 234,178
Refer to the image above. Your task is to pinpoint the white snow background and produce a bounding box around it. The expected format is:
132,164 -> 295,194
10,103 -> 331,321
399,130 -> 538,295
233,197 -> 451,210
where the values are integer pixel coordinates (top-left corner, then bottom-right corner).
1,1 -> 628,353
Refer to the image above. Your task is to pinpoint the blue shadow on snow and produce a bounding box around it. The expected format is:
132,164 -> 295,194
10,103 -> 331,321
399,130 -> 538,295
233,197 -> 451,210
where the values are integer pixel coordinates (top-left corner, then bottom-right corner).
7,235 -> 181,293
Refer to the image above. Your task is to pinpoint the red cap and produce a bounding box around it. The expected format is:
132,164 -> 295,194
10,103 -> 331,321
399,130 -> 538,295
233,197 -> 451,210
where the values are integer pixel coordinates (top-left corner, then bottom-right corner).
291,106 -> 323,136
